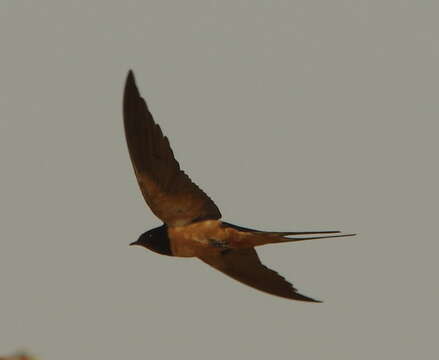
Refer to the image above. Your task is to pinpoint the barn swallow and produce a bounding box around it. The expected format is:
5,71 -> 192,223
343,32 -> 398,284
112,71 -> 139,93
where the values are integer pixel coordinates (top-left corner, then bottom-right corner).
124,70 -> 355,302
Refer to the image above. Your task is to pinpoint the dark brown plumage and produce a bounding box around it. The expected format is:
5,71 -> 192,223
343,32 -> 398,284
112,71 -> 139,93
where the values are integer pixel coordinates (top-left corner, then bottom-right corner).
124,70 -> 355,302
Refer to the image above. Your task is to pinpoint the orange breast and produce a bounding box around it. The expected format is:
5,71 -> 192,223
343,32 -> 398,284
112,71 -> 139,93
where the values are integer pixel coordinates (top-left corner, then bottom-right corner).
168,220 -> 230,257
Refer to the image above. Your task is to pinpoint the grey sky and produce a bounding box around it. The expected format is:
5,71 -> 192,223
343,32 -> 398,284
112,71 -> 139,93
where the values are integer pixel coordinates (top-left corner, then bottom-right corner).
1,1 -> 438,359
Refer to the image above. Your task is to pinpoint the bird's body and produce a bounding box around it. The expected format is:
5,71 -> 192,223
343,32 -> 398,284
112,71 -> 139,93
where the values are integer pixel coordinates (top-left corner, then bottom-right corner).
168,220 -> 289,257
164,220 -> 348,257
123,70 -> 355,302
169,220 -> 229,257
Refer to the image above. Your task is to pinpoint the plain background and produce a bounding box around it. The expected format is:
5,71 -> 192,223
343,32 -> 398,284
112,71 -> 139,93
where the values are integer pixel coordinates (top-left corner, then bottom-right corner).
1,1 -> 438,359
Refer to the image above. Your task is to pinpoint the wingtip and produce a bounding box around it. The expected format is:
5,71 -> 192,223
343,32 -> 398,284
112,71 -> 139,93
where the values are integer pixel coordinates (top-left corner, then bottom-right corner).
126,69 -> 136,85
309,299 -> 323,304
124,69 -> 140,103
294,295 -> 323,303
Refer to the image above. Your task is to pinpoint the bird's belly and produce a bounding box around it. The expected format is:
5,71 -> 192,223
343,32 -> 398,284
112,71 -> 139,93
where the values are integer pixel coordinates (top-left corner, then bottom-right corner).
168,220 -> 227,257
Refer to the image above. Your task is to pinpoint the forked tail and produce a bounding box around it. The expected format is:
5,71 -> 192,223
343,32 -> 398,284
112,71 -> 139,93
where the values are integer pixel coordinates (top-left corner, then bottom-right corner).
222,221 -> 356,246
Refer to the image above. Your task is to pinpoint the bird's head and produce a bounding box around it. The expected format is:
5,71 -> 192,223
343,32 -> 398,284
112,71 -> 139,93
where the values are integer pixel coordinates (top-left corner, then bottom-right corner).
130,224 -> 172,256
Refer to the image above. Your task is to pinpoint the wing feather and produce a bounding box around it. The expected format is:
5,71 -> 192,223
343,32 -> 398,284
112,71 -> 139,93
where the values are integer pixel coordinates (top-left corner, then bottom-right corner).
123,71 -> 221,225
199,248 -> 320,302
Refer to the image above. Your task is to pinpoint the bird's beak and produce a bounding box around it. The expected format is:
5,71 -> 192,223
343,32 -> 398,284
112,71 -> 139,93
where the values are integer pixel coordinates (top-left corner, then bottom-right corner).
130,240 -> 139,246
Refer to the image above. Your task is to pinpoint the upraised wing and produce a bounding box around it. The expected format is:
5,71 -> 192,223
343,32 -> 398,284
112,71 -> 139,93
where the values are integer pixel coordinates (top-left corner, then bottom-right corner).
199,248 -> 320,302
123,71 -> 222,226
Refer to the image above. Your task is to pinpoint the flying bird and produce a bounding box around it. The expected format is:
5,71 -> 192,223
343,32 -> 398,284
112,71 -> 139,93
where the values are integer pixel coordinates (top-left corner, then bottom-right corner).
124,70 -> 354,302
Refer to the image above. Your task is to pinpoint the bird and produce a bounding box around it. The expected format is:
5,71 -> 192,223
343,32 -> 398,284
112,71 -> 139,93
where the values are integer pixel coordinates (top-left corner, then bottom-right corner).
123,70 -> 355,302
